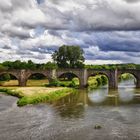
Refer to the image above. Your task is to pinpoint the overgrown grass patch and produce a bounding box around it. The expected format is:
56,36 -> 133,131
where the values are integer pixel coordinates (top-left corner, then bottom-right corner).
0,87 -> 76,107
17,88 -> 76,106
0,88 -> 23,98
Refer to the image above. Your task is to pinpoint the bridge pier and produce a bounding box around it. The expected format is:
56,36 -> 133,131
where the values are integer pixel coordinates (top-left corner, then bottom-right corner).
18,70 -> 27,87
18,79 -> 27,87
108,69 -> 118,89
136,77 -> 140,88
79,69 -> 88,88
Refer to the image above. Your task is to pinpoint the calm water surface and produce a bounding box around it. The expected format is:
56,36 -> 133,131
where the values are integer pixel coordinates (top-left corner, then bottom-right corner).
0,80 -> 140,140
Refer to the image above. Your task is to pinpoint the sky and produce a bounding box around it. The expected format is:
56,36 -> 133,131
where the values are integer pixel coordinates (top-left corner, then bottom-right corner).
0,0 -> 140,64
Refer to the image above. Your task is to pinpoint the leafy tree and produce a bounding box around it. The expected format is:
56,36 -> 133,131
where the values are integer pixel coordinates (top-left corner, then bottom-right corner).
27,60 -> 36,70
44,62 -> 58,69
52,45 -> 85,68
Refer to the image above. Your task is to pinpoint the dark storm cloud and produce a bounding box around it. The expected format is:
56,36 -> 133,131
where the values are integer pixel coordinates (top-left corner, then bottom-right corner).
96,38 -> 140,52
123,0 -> 140,3
2,45 -> 11,50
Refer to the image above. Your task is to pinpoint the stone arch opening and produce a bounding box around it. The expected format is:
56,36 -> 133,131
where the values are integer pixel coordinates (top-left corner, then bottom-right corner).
0,73 -> 19,86
58,72 -> 80,87
118,73 -> 137,88
27,73 -> 49,87
87,73 -> 109,89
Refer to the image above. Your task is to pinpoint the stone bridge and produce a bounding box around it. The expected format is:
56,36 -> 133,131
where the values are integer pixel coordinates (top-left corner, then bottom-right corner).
0,69 -> 140,89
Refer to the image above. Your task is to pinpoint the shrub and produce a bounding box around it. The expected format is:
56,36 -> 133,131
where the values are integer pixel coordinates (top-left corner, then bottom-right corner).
101,75 -> 108,85
46,78 -> 61,87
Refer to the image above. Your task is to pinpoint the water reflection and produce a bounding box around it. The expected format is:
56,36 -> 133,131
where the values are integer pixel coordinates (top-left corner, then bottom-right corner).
53,87 -> 140,118
88,87 -> 108,103
51,80 -> 140,118
119,88 -> 134,102
53,81 -> 140,106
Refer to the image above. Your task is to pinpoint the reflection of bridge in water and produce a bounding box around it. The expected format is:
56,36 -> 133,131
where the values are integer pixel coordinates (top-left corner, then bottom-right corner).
0,69 -> 140,89
53,88 -> 140,109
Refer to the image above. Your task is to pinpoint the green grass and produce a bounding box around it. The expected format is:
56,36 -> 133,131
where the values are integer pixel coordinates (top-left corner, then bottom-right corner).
0,88 -> 23,98
0,87 -> 76,107
17,88 -> 76,106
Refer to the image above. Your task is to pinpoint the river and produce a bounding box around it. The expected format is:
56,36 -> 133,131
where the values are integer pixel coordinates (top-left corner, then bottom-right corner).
0,80 -> 140,140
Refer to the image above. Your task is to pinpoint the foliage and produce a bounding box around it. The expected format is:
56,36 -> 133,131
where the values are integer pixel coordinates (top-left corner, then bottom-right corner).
1,60 -> 140,71
101,75 -> 108,85
52,45 -> 85,68
47,78 -> 61,87
120,73 -> 135,81
2,60 -> 57,70
46,78 -> 79,88
85,63 -> 140,70
0,88 -> 23,98
69,78 -> 79,88
88,75 -> 108,90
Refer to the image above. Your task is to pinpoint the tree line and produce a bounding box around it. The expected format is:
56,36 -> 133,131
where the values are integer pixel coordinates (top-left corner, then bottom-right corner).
0,45 -> 140,70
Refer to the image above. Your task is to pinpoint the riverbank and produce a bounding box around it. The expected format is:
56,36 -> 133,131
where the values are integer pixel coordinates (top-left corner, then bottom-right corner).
0,87 -> 76,107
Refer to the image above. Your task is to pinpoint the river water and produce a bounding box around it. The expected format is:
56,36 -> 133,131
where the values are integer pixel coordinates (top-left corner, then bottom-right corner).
0,80 -> 140,140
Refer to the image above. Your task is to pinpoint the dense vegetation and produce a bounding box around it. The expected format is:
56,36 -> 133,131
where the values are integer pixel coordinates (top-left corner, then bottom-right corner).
119,73 -> 135,81
0,60 -> 140,71
0,60 -> 57,70
45,78 -> 79,88
88,75 -> 108,90
52,45 -> 85,68
85,63 -> 140,70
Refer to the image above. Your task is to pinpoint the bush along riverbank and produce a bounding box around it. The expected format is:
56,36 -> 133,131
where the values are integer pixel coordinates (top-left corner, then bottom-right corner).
0,87 -> 76,107
88,75 -> 108,90
46,75 -> 108,90
45,78 -> 79,88
119,73 -> 135,81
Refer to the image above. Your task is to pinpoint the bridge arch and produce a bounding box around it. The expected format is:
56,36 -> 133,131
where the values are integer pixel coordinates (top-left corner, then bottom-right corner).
57,72 -> 81,87
87,72 -> 109,88
26,72 -> 51,86
0,72 -> 19,86
118,72 -> 137,87
0,72 -> 19,80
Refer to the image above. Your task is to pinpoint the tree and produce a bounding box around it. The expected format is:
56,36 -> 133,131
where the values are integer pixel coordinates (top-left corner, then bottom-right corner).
27,60 -> 36,70
52,45 -> 85,68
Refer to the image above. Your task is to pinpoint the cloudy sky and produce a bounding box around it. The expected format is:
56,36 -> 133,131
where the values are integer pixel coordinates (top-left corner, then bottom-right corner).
0,0 -> 140,64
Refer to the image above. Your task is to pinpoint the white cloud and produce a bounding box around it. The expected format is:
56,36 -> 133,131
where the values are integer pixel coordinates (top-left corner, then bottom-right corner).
0,0 -> 140,63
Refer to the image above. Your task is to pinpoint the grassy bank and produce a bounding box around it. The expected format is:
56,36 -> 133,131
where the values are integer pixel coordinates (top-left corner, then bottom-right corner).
0,87 -> 76,107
